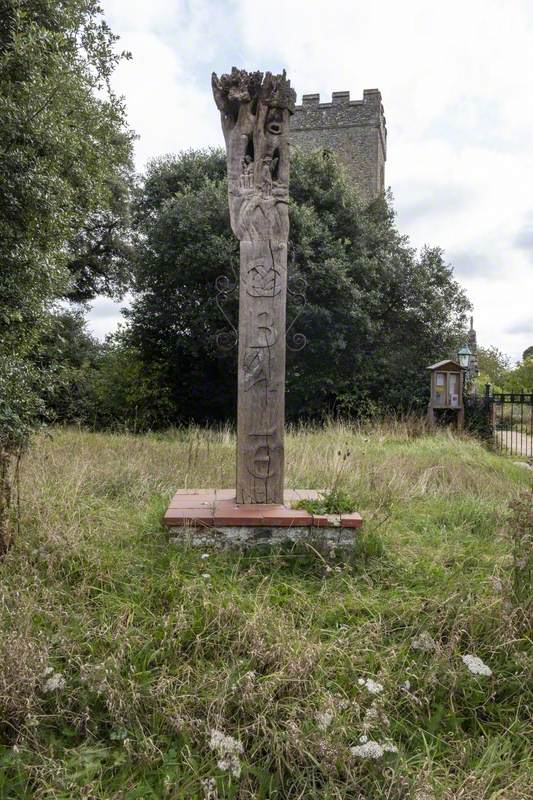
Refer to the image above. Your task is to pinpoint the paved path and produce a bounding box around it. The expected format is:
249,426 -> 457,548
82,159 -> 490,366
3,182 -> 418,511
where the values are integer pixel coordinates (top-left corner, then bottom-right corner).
496,430 -> 533,457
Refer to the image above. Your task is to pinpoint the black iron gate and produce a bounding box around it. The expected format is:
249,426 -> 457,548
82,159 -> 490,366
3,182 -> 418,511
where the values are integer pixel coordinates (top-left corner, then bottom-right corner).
490,391 -> 533,457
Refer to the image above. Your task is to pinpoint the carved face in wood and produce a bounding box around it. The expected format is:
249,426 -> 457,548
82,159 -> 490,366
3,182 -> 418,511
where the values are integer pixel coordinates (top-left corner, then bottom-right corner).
265,107 -> 283,136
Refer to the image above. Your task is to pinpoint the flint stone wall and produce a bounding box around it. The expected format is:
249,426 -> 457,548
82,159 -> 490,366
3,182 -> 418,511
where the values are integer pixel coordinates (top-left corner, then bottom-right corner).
290,89 -> 387,205
169,526 -> 357,548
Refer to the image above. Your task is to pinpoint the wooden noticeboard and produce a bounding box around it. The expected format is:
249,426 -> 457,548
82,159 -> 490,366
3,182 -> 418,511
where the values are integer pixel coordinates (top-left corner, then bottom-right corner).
427,360 -> 465,431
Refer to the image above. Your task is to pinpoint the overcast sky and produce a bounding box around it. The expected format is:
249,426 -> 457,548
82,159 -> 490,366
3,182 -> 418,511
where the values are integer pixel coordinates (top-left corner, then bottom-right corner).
88,0 -> 533,363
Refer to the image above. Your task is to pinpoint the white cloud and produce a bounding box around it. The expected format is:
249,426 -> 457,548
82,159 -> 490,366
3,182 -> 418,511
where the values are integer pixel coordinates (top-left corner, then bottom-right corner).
86,296 -> 128,340
107,30 -> 218,169
89,0 -> 533,362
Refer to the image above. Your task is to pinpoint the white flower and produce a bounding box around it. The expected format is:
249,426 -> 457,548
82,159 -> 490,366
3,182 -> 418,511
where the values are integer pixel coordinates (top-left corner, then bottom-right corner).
42,671 -> 66,692
363,701 -> 389,731
217,757 -> 240,777
401,680 -> 411,691
201,553 -> 210,559
382,741 -> 399,753
462,654 -> 492,676
358,677 -> 384,695
411,632 -> 436,652
209,729 -> 243,778
201,777 -> 218,800
351,736 -> 398,759
209,730 -> 243,755
316,710 -> 334,731
202,573 -> 211,579
351,740 -> 383,759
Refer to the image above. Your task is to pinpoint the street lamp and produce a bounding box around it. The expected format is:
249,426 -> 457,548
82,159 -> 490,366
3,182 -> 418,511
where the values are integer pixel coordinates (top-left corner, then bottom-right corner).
457,344 -> 472,369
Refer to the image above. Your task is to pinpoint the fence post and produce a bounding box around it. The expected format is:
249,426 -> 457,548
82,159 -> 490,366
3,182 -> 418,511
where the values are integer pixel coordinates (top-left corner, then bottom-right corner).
484,383 -> 496,432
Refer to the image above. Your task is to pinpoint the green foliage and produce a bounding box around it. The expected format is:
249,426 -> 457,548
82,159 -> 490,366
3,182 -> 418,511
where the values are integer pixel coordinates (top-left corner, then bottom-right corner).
0,358 -> 45,452
293,487 -> 357,514
89,338 -> 176,431
63,169 -> 136,302
0,0 -> 132,543
30,309 -> 103,425
0,0 -> 133,359
476,346 -> 512,391
117,149 -> 470,428
477,346 -> 533,394
502,359 -> 533,392
507,488 -> 533,625
464,396 -> 493,440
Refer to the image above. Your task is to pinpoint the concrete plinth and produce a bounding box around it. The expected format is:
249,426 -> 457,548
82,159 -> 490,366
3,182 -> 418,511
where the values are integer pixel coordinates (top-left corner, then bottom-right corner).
163,489 -> 363,548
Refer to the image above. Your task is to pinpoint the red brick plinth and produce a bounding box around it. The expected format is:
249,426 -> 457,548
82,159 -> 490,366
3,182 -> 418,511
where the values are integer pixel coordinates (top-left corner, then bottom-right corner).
163,489 -> 363,529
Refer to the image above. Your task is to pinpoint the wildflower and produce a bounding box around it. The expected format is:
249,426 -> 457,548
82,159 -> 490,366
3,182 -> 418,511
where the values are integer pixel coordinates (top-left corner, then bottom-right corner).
358,677 -> 384,695
462,654 -> 492,676
201,553 -> 210,559
42,670 -> 66,692
363,701 -> 389,731
209,729 -> 244,778
401,680 -> 411,691
201,573 -> 211,579
411,632 -> 436,652
316,710 -> 334,731
350,735 -> 398,759
201,777 -> 218,800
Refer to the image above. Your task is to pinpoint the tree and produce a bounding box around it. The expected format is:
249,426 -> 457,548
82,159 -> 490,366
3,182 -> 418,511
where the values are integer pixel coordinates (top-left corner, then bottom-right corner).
477,346 -> 512,390
32,309 -> 103,424
62,168 -> 136,302
522,346 -> 533,362
504,360 -> 533,392
0,0 -> 133,550
119,148 -> 470,428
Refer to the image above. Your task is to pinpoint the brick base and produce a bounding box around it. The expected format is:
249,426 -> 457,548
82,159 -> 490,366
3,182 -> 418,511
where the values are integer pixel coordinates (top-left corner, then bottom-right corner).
163,489 -> 363,541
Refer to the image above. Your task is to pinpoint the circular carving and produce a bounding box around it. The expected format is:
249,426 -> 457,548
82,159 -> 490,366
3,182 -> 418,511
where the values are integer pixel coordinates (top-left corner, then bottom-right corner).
246,260 -> 281,297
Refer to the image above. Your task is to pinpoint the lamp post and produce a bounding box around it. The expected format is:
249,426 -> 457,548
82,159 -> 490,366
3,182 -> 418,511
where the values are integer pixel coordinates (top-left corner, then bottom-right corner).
457,344 -> 472,369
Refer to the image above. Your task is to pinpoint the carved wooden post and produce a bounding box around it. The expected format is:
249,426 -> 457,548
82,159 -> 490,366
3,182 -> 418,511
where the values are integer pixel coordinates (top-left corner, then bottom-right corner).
212,68 -> 295,503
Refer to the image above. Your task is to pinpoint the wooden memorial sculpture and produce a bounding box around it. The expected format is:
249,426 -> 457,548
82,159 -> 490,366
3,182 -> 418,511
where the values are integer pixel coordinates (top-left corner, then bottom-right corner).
212,67 -> 295,503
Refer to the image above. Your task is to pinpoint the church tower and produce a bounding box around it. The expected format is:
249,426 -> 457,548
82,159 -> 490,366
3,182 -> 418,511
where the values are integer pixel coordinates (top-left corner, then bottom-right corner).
290,89 -> 387,205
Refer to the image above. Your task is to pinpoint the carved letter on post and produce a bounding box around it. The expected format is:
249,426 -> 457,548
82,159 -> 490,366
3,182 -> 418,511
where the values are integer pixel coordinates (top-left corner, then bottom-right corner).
212,67 -> 295,503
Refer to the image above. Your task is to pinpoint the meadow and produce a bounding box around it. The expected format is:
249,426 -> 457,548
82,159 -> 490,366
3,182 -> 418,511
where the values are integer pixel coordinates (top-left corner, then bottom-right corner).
0,423 -> 531,799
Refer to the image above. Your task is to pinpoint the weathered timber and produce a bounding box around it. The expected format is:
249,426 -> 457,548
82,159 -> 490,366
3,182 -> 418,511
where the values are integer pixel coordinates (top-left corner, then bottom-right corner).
212,67 -> 295,503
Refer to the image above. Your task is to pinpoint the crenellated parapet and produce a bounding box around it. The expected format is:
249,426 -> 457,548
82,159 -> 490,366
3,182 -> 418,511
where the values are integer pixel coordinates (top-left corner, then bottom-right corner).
290,88 -> 387,204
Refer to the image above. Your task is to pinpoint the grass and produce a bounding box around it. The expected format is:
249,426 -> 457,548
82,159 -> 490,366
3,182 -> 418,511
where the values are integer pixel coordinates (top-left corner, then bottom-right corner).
0,421 -> 532,799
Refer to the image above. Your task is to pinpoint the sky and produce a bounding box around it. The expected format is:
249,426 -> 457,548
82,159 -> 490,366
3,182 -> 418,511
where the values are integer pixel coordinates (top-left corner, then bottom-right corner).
87,0 -> 533,363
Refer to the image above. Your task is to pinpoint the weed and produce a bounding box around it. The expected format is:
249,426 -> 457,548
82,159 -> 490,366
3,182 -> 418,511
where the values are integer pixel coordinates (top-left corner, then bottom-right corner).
293,487 -> 358,515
